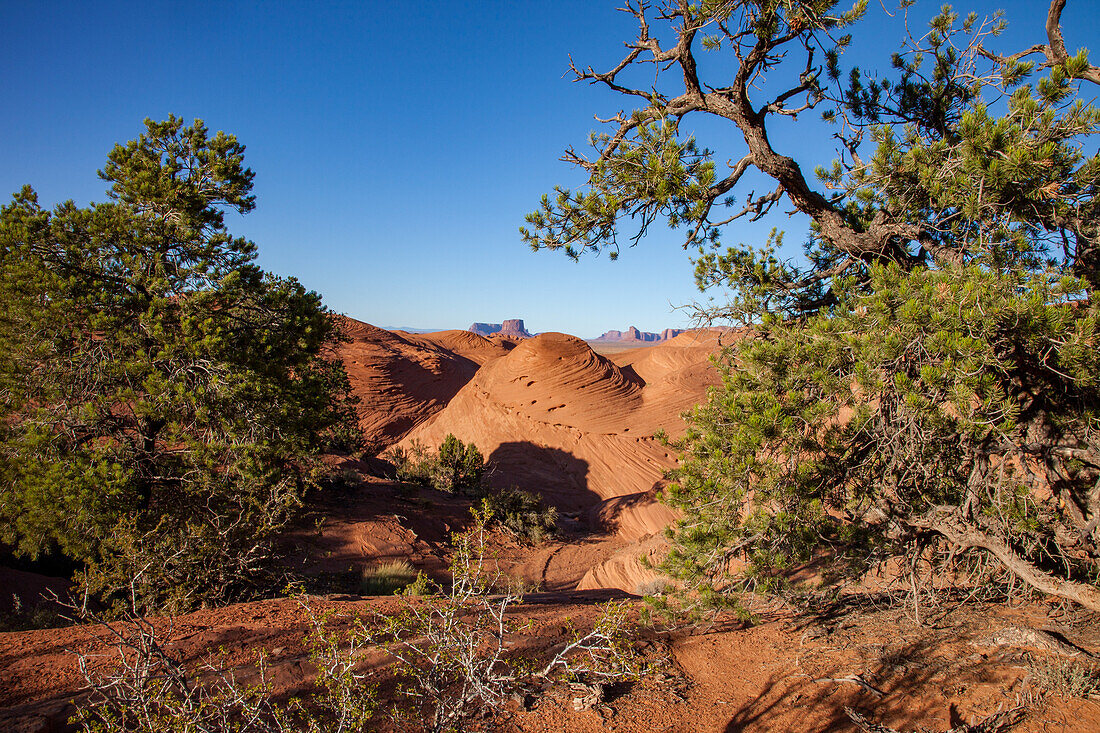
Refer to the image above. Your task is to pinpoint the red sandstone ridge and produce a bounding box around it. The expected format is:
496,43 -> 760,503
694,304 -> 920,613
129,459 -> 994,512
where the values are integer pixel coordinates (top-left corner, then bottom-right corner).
398,331 -> 723,508
330,318 -> 732,594
333,315 -> 511,445
592,325 -> 685,343
397,327 -> 731,593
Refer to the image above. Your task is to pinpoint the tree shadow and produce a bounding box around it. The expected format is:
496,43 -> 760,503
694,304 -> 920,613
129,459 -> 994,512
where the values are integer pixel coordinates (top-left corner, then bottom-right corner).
583,481 -> 670,536
486,442 -> 602,514
723,634 -> 978,732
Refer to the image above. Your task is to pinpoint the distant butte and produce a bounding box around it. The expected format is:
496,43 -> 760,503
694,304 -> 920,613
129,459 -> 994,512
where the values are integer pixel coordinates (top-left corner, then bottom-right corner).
468,322 -> 502,337
468,319 -> 532,338
592,326 -> 685,343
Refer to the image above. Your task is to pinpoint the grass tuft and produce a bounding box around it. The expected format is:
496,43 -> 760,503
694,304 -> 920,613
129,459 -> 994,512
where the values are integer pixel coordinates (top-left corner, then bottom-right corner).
360,560 -> 418,596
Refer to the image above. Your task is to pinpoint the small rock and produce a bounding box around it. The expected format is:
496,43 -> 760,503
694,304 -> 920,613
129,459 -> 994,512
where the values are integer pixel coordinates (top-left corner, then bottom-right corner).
571,683 -> 605,711
976,626 -> 1094,658
509,692 -> 535,711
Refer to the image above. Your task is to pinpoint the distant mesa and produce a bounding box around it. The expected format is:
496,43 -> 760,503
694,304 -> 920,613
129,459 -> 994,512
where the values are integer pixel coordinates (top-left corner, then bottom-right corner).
468,319 -> 532,339
592,326 -> 685,343
467,322 -> 501,337
659,327 -> 684,341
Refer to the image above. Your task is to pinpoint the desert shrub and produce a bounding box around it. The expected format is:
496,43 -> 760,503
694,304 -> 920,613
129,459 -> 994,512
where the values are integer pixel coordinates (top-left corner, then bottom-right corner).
387,435 -> 484,494
335,511 -> 642,732
0,594 -> 64,632
1029,657 -> 1100,700
74,514 -> 643,733
432,434 -> 485,493
634,578 -> 673,598
359,559 -> 417,596
333,467 -> 361,488
73,603 -> 378,733
482,487 -> 558,543
386,441 -> 430,484
846,706 -> 1024,733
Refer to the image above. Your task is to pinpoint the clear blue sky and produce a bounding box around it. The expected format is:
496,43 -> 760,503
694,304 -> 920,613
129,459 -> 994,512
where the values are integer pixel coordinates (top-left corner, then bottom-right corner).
2,1 -> 1096,337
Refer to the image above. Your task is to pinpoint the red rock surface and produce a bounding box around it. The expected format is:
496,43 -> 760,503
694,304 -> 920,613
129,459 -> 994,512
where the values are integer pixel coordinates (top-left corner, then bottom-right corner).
494,318 -> 532,338
392,328 -> 730,595
333,317 -> 510,445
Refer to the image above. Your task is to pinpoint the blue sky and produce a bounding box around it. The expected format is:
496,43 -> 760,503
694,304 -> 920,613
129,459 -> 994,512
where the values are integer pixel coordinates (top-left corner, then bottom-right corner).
2,1 -> 1096,337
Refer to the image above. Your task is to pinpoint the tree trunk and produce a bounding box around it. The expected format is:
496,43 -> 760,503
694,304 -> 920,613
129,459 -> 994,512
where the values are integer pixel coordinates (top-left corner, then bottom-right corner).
910,507 -> 1100,612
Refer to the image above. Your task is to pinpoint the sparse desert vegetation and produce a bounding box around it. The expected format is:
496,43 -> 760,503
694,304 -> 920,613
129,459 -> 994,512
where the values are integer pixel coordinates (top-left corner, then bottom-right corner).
70,517 -> 644,733
482,486 -> 560,544
3,1 -> 1100,732
358,559 -> 418,596
387,434 -> 486,494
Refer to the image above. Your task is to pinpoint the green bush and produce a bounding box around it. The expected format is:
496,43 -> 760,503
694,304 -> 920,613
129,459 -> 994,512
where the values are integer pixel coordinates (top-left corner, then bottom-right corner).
387,435 -> 484,494
482,487 -> 558,544
432,434 -> 484,493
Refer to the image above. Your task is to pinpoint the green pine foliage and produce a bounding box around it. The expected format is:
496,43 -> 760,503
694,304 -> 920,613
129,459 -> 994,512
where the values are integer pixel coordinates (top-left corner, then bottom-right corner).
389,434 -> 485,494
664,265 -> 1098,603
481,487 -> 559,543
434,434 -> 486,493
0,117 -> 360,612
529,2 -> 1100,611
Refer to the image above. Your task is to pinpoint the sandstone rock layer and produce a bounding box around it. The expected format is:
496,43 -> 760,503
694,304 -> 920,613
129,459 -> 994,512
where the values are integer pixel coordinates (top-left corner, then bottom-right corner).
340,317 -> 729,593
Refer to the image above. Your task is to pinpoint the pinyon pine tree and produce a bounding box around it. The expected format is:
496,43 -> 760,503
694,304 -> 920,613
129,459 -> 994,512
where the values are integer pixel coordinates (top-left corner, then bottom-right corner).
525,1 -> 1100,611
0,117 -> 359,612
